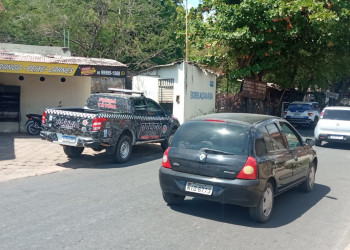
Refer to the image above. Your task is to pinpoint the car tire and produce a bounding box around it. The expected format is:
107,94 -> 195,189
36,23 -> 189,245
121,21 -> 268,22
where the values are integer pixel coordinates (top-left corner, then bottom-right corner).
113,135 -> 132,163
315,139 -> 322,147
161,129 -> 176,151
63,146 -> 84,158
300,163 -> 316,193
162,192 -> 185,205
311,117 -> 319,129
249,182 -> 274,223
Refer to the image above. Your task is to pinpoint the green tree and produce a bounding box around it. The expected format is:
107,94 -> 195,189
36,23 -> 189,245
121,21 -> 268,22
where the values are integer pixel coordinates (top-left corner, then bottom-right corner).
0,0 -> 185,72
192,0 -> 350,91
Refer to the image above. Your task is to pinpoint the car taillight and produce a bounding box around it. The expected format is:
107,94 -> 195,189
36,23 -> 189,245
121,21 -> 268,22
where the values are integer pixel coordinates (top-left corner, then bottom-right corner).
308,112 -> 313,117
42,111 -> 47,125
320,111 -> 324,118
92,117 -> 107,131
162,147 -> 172,168
237,156 -> 257,180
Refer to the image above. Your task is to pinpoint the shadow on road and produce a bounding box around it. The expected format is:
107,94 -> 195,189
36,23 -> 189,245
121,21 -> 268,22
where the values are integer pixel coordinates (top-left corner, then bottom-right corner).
169,183 -> 330,228
318,142 -> 350,150
294,126 -> 315,138
55,143 -> 163,169
0,133 -> 38,161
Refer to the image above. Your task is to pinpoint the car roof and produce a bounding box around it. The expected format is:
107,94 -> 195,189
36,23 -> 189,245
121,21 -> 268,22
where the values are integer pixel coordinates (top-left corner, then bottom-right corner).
91,93 -> 145,100
191,113 -> 279,126
323,106 -> 350,111
290,101 -> 317,105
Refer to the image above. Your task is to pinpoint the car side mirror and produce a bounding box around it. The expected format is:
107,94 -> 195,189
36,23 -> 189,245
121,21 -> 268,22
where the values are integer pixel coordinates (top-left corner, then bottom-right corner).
165,110 -> 171,117
305,138 -> 315,146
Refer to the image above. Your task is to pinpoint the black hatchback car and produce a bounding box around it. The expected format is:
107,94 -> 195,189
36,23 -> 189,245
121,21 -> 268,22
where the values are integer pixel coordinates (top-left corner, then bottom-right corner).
159,113 -> 318,223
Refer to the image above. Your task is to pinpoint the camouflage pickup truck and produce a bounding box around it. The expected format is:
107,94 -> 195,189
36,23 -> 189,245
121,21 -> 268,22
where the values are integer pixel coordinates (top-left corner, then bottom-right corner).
40,89 -> 180,163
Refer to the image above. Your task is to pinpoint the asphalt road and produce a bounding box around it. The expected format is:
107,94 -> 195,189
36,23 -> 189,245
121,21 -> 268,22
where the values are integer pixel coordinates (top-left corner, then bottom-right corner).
1,133 -> 350,250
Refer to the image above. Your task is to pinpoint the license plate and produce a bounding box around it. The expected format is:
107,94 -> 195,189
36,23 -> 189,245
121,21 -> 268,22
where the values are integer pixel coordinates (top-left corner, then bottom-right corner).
185,182 -> 213,195
62,135 -> 77,144
330,135 -> 343,140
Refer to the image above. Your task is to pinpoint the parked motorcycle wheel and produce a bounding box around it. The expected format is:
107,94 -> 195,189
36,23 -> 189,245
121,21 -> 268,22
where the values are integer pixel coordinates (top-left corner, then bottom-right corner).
26,121 -> 41,135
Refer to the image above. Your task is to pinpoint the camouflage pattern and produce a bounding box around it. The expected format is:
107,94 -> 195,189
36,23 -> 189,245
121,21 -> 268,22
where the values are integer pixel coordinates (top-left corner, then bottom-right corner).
40,93 -> 180,152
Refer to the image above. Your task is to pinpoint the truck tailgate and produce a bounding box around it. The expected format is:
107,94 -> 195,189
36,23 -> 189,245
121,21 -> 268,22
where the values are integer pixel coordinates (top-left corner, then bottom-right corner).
45,109 -> 97,137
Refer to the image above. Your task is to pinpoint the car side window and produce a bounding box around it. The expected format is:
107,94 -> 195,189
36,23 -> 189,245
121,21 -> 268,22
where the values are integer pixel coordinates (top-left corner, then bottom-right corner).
279,122 -> 302,148
146,100 -> 165,117
265,123 -> 287,151
133,99 -> 147,116
258,127 -> 274,153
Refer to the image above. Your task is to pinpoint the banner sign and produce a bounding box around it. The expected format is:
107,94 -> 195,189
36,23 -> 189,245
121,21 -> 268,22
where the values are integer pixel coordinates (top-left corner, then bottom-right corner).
241,80 -> 267,100
74,65 -> 126,78
0,61 -> 127,78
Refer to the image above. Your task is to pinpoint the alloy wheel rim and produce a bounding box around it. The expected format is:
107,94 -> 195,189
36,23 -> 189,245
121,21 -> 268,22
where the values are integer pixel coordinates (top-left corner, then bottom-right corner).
120,141 -> 130,159
262,187 -> 273,217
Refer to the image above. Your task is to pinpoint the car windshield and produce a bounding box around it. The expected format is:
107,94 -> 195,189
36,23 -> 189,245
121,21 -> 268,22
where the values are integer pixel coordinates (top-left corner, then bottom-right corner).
322,110 -> 350,121
171,121 -> 249,155
288,104 -> 311,112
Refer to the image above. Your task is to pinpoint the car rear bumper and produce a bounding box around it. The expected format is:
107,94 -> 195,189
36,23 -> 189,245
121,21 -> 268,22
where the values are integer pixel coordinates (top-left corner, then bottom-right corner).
40,131 -> 101,148
316,133 -> 350,143
159,167 -> 264,207
285,117 -> 313,125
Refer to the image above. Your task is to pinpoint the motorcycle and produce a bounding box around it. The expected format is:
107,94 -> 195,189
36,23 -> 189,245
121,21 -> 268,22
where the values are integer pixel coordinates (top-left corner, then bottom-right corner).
25,114 -> 43,135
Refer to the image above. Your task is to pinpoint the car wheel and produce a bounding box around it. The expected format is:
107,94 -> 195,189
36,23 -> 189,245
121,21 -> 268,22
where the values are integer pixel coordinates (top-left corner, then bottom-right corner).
162,192 -> 185,205
113,135 -> 132,163
315,139 -> 322,147
63,146 -> 84,158
161,129 -> 176,151
249,182 -> 274,223
300,163 -> 316,193
311,117 -> 319,129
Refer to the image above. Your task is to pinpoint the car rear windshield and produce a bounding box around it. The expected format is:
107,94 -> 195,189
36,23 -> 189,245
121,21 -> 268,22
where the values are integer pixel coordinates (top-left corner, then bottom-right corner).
85,94 -> 131,113
322,110 -> 350,121
171,121 -> 250,155
288,104 -> 311,112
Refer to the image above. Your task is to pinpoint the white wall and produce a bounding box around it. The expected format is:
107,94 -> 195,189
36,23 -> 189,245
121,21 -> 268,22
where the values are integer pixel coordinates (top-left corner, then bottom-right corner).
0,73 -> 91,132
132,75 -> 159,101
184,64 -> 216,121
132,62 -> 216,124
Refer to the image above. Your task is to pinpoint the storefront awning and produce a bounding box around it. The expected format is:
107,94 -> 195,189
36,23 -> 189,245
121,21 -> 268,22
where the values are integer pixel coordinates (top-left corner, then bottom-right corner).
0,52 -> 127,78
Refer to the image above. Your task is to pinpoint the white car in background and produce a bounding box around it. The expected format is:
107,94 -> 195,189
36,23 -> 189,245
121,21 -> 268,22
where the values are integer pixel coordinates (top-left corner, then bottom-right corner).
314,106 -> 350,146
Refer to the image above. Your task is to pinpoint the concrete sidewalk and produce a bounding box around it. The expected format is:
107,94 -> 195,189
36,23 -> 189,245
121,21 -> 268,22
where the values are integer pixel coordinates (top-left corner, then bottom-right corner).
0,133 -> 108,182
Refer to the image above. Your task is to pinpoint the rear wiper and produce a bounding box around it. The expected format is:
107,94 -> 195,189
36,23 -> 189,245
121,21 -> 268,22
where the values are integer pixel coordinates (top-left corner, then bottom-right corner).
200,148 -> 235,155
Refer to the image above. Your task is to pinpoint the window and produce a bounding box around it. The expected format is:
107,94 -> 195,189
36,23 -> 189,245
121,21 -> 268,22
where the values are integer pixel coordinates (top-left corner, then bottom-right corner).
279,122 -> 301,148
258,127 -> 274,152
323,110 -> 350,121
146,100 -> 164,117
134,99 -> 147,116
265,123 -> 286,151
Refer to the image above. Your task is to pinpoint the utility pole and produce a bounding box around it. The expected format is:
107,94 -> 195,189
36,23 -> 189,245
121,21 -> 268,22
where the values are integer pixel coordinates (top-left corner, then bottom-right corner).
185,0 -> 188,62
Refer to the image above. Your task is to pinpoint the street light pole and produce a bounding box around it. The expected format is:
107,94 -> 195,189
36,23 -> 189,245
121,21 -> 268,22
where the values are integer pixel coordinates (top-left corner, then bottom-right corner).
185,0 -> 188,62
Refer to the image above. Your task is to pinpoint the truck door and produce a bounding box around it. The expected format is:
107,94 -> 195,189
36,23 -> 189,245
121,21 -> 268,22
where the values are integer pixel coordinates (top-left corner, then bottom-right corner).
145,99 -> 168,140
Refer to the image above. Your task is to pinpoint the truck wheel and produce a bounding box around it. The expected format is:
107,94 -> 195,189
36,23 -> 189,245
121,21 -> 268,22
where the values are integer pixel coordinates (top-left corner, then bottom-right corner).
161,129 -> 176,151
249,182 -> 274,223
63,146 -> 84,158
113,135 -> 132,163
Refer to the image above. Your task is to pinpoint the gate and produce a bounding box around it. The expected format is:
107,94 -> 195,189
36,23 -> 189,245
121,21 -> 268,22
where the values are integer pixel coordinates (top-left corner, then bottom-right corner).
158,78 -> 174,112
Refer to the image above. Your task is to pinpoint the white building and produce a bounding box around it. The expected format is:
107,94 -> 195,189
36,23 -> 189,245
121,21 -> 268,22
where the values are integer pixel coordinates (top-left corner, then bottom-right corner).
0,43 -> 127,132
133,61 -> 217,124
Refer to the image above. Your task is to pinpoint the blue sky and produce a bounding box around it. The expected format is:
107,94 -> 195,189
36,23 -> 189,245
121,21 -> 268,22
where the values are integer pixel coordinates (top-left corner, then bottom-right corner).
187,0 -> 201,9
